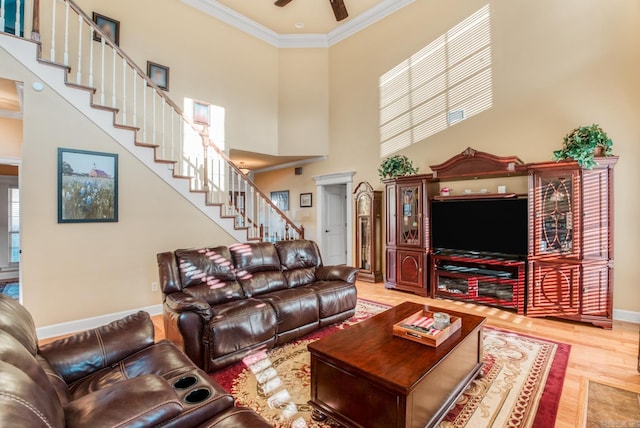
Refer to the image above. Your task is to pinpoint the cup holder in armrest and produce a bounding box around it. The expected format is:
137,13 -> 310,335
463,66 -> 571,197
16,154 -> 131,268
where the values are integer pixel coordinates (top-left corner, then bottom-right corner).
184,388 -> 211,404
173,375 -> 198,390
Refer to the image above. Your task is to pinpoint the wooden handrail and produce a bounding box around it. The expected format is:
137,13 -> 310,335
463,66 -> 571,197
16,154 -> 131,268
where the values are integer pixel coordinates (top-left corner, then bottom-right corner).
45,0 -> 304,241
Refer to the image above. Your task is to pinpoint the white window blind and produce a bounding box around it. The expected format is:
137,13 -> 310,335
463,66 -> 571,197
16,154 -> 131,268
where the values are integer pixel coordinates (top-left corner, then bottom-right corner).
8,187 -> 19,264
379,5 -> 492,157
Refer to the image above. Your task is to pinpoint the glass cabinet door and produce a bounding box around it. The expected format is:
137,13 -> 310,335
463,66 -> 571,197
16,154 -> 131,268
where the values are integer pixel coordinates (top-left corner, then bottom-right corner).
399,184 -> 421,246
536,173 -> 576,256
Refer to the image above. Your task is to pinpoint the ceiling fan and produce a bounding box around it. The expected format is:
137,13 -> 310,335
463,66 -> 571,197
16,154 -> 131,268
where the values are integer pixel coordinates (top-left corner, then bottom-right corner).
274,0 -> 348,22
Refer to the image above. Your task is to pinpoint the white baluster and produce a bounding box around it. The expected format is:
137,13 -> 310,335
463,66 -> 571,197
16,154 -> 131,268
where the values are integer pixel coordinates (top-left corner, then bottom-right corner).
170,108 -> 175,160
100,37 -> 105,105
88,27 -> 94,87
75,14 -> 82,84
132,69 -> 137,128
50,0 -> 56,61
122,58 -> 127,124
14,0 -> 20,35
63,0 -> 69,65
152,92 -> 156,146
142,84 -> 147,143
111,49 -> 116,108
1,0 -> 5,34
161,100 -> 165,158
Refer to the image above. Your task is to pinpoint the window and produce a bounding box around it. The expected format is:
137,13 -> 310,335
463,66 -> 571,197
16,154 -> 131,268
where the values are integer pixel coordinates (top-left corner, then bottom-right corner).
379,5 -> 492,157
8,188 -> 19,264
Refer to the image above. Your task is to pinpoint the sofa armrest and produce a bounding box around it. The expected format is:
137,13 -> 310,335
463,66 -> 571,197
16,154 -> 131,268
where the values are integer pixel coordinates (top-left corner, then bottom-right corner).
65,374 -> 183,428
39,311 -> 155,384
316,265 -> 358,284
165,292 -> 213,321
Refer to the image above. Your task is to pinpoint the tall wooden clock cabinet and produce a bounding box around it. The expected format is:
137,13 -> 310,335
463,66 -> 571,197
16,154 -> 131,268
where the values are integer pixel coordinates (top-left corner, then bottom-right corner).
354,182 -> 383,283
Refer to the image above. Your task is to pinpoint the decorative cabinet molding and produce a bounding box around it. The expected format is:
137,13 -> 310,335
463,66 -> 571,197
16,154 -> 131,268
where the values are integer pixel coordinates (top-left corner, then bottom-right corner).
381,147 -> 616,328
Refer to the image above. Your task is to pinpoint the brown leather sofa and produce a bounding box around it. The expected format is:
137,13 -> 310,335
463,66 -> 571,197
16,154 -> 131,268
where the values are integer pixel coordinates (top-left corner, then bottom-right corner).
0,293 -> 271,427
157,239 -> 358,372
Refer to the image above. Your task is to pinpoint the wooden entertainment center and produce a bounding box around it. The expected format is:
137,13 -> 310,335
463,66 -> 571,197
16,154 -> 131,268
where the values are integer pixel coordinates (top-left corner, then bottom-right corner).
384,147 -> 617,328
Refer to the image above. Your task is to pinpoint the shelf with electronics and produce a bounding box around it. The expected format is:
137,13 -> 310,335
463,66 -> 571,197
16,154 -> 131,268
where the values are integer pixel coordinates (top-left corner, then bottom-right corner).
383,147 -> 617,328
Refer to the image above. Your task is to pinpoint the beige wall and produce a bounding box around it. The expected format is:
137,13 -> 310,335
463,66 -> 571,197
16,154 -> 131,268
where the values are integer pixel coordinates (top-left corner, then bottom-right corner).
0,48 -> 235,326
74,0 -> 281,156
0,117 -> 22,159
256,0 -> 640,312
277,49 -> 330,156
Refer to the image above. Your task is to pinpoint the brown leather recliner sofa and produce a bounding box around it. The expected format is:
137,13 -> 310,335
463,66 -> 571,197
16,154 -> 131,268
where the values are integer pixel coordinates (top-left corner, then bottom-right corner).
157,239 -> 358,372
0,293 -> 270,427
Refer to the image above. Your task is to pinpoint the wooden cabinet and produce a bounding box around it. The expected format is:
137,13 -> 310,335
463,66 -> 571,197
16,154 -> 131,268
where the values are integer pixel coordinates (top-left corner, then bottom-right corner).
354,182 -> 383,283
527,158 -> 617,328
384,176 -> 435,296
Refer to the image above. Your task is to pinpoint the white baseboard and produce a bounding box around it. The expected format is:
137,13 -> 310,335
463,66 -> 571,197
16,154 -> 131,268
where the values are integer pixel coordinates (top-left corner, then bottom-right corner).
34,303 -> 638,340
36,304 -> 164,339
613,308 -> 640,324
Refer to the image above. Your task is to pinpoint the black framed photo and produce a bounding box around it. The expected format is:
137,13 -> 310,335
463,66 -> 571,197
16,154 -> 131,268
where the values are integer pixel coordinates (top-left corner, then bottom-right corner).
271,190 -> 289,211
92,12 -> 120,46
147,61 -> 169,91
58,148 -> 118,223
300,193 -> 312,208
193,100 -> 210,126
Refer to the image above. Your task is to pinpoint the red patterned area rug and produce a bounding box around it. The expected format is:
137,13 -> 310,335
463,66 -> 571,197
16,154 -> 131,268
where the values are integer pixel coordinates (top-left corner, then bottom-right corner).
211,299 -> 570,428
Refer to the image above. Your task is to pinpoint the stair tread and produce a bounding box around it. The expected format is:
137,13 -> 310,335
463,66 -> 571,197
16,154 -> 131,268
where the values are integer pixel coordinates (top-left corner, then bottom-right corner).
91,103 -> 119,113
135,142 -> 160,148
114,124 -> 139,131
37,58 -> 71,72
65,82 -> 97,94
155,159 -> 177,164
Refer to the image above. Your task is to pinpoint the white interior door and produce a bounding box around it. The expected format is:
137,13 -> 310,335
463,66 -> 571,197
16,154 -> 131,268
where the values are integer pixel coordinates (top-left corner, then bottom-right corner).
323,184 -> 347,265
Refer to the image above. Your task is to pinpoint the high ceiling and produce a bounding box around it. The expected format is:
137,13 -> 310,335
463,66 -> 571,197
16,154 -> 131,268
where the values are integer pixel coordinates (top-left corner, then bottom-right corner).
215,0 -> 384,34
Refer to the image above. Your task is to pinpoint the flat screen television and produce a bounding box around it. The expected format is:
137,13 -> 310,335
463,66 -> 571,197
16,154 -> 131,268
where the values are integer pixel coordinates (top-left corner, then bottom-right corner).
430,198 -> 528,257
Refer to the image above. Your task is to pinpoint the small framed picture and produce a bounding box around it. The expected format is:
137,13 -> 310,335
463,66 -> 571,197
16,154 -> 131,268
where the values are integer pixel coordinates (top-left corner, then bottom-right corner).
193,101 -> 210,126
271,190 -> 289,211
92,12 -> 120,46
300,193 -> 312,208
147,61 -> 170,91
58,148 -> 118,223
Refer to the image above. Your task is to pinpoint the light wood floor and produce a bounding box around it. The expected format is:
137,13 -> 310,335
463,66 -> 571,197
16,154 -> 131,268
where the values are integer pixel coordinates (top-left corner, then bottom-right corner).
81,281 -> 640,427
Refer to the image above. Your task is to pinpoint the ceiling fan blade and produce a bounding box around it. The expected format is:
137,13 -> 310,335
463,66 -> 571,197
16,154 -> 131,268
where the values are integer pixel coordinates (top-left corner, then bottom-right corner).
330,0 -> 348,21
274,0 -> 293,7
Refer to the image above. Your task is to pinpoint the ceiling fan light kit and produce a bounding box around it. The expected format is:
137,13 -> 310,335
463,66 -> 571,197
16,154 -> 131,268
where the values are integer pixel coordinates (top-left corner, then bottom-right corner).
274,0 -> 349,22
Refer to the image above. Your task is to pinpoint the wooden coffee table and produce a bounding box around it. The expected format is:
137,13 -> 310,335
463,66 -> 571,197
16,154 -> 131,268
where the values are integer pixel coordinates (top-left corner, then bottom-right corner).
308,301 -> 486,428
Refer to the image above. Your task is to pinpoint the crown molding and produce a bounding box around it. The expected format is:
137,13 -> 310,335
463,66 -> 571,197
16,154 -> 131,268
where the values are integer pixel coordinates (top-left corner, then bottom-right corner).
181,0 -> 280,46
181,0 -> 414,48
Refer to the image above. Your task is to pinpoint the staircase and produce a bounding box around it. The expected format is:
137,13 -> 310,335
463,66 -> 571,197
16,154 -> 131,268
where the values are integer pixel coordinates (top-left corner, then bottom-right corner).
0,0 -> 303,243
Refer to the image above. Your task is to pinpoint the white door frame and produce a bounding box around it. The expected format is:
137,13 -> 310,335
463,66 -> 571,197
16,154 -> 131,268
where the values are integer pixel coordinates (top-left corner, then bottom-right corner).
313,171 -> 355,266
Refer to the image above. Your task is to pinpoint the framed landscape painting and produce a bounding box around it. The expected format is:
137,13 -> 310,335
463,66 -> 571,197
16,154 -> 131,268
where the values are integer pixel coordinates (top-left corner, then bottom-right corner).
58,148 -> 118,223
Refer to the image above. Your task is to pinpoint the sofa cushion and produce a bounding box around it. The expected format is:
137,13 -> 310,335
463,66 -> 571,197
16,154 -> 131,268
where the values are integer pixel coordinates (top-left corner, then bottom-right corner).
230,242 -> 281,274
176,247 -> 245,305
0,293 -> 38,355
308,281 -> 358,321
275,240 -> 322,288
0,360 -> 65,428
206,300 -> 277,358
39,311 -> 155,385
256,287 -> 319,334
230,242 -> 288,297
68,340 -> 195,398
64,375 -> 183,428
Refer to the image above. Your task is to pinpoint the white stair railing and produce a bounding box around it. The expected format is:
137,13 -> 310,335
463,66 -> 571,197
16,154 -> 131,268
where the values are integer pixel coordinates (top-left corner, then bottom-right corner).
1,0 -> 303,241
